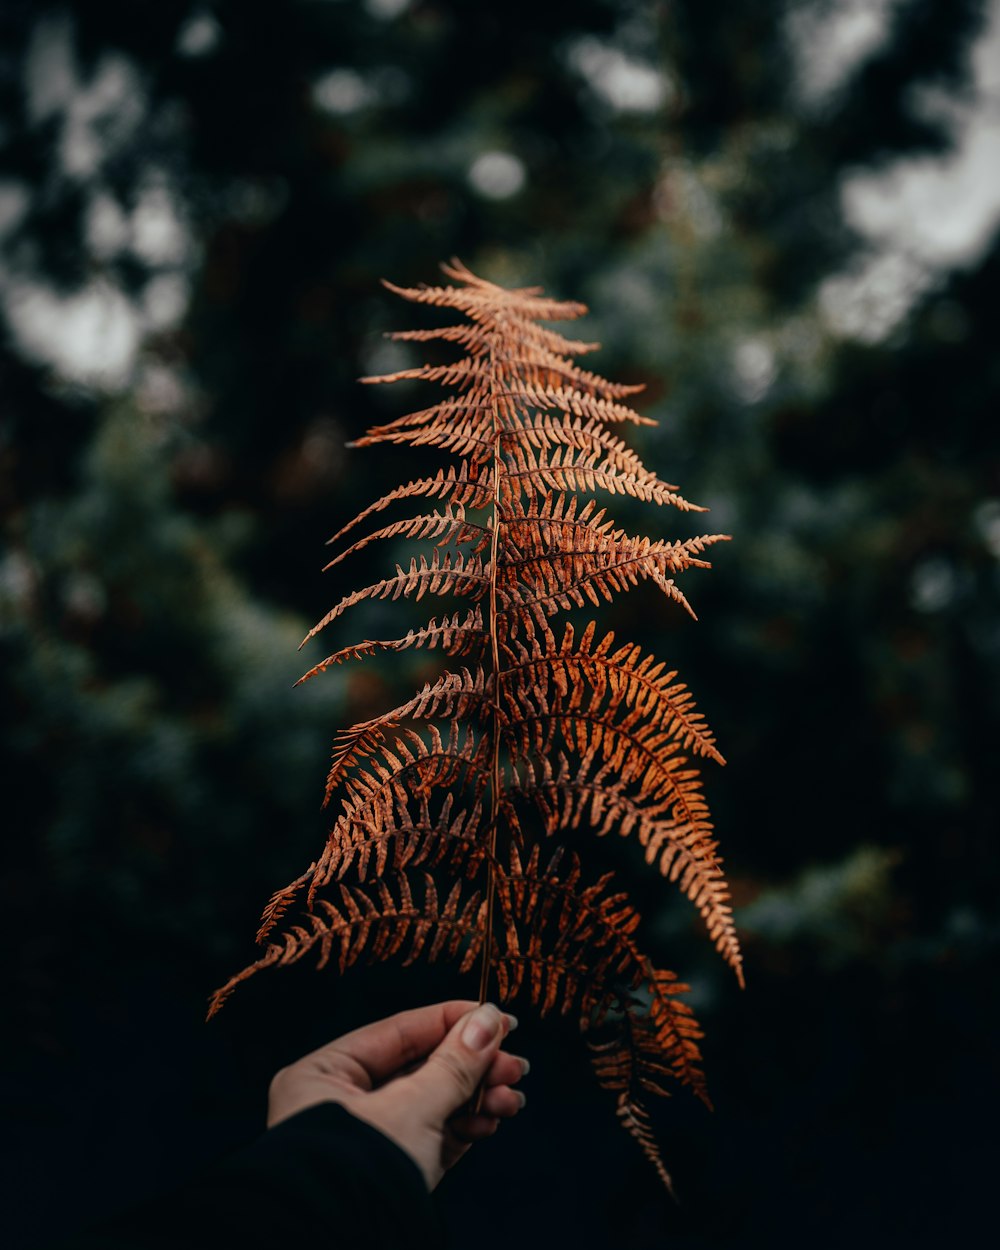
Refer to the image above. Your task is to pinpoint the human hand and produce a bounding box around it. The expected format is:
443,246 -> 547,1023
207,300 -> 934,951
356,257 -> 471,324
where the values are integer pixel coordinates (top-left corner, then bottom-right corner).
267,1000 -> 528,1190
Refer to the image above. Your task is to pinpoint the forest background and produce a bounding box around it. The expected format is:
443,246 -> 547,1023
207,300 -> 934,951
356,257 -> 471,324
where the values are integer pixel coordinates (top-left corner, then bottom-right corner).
2,1 -> 998,1246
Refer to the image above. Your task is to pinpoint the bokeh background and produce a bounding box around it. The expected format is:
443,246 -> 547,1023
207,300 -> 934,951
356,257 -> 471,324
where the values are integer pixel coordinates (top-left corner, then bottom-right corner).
3,1 -> 998,1246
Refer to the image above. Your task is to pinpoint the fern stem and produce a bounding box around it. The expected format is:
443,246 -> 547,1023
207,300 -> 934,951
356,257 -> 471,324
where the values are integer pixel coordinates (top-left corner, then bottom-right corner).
478,340 -> 504,1009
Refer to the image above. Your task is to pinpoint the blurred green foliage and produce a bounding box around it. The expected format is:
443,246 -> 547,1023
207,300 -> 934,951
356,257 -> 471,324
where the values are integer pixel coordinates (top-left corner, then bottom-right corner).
2,1 -> 998,1245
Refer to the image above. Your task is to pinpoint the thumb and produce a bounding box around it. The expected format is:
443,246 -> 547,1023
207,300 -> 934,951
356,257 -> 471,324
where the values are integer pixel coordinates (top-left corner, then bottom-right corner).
405,1002 -> 506,1123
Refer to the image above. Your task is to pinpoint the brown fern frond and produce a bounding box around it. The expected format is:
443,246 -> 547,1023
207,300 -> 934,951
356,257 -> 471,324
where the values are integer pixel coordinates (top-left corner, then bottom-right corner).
321,667 -> 490,802
255,865 -> 316,945
352,395 -> 492,438
351,413 -> 496,461
493,844 -> 708,1103
325,462 -> 492,548
368,333 -> 643,404
300,551 -> 488,649
309,726 -> 491,894
498,388 -> 656,429
295,608 -> 487,686
321,506 -> 489,572
318,802 -> 490,891
585,968 -> 712,1195
211,262 -> 741,1192
498,530 -> 727,624
388,321 -> 602,358
504,423 -> 666,491
207,871 -> 487,1019
330,733 -> 481,822
501,442 -> 704,510
378,275 -> 588,325
509,750 -> 743,982
505,620 -> 726,763
501,699 -> 715,850
360,391 -> 654,455
500,494 -> 721,558
611,1094 -> 676,1195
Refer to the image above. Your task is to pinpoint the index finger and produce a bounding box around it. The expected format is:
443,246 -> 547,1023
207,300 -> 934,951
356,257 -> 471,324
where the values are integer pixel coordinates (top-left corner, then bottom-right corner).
317,1001 -> 512,1087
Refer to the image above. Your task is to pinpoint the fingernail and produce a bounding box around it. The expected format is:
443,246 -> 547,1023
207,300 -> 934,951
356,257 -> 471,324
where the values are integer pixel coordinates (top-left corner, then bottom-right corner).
518,1056 -> 531,1077
462,1003 -> 503,1051
504,1013 -> 518,1033
514,1090 -> 527,1109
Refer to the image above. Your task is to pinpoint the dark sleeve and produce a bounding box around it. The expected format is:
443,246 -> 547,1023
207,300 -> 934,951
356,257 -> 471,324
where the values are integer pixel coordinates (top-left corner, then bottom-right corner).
51,1103 -> 441,1250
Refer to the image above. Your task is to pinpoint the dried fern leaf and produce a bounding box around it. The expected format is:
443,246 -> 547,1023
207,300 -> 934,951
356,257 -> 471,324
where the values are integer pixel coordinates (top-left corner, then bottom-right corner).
321,667 -> 490,802
387,321 -> 602,358
211,262 -> 742,1192
501,442 -> 704,510
207,871 -> 486,1019
295,609 -> 487,686
300,552 -> 488,649
320,506 -> 489,572
510,751 -> 742,982
325,462 -> 492,549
